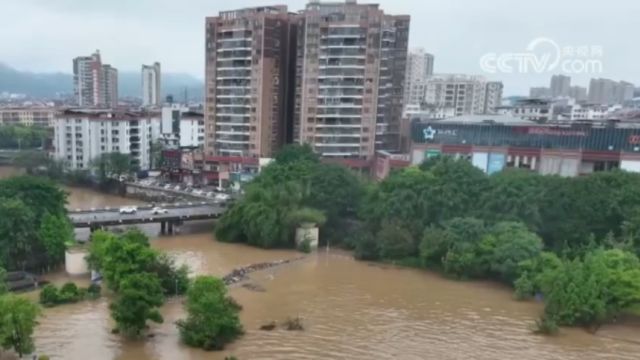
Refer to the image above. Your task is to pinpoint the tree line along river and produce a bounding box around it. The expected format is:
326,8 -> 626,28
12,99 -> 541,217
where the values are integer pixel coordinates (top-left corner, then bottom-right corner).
1,166 -> 639,360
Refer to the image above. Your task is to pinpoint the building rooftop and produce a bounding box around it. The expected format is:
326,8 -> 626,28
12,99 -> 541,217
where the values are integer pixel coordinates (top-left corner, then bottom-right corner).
433,114 -> 537,126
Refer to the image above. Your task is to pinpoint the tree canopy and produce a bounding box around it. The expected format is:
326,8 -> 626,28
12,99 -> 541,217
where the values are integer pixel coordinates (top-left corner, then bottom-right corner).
176,276 -> 243,350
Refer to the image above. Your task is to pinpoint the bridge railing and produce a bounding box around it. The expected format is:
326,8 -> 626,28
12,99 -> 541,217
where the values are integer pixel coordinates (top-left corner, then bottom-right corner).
68,201 -> 221,214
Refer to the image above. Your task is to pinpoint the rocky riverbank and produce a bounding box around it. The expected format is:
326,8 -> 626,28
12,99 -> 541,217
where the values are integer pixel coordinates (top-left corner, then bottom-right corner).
223,257 -> 305,286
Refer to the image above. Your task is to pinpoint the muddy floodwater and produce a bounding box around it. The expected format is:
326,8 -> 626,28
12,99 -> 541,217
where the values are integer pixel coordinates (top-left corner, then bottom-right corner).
1,166 -> 639,359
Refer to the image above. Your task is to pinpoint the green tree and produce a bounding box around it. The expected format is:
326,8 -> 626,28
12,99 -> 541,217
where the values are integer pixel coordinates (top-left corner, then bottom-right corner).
0,176 -> 67,222
93,234 -> 158,291
92,152 -> 134,182
39,285 -> 60,307
176,276 -> 243,350
148,254 -> 190,296
377,221 -> 416,260
0,267 -> 7,295
0,198 -> 37,269
149,140 -> 166,169
274,143 -> 319,165
351,228 -> 379,261
39,213 -> 75,265
481,222 -> 544,282
542,249 -> 640,328
437,218 -> 487,278
421,156 -> 489,224
0,294 -> 40,357
481,169 -> 544,230
110,273 -> 164,338
360,167 -> 435,239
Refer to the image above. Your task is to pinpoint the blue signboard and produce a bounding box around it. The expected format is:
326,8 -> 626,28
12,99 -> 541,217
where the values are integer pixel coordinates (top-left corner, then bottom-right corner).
487,153 -> 506,174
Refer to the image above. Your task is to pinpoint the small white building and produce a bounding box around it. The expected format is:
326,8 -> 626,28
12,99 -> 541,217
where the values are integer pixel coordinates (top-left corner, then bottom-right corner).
160,104 -> 204,149
52,109 -> 161,171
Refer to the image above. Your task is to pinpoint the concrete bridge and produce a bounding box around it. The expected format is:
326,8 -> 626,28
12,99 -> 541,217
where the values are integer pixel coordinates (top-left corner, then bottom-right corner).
68,202 -> 226,234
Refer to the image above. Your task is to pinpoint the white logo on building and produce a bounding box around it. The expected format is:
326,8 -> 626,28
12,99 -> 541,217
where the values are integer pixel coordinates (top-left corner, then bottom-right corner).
480,37 -> 603,74
423,126 -> 436,140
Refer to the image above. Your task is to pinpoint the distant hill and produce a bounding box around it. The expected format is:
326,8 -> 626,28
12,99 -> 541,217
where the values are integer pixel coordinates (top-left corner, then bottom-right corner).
0,63 -> 204,101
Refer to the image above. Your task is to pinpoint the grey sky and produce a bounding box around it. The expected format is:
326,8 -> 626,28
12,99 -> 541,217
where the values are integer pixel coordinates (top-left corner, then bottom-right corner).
1,0 -> 638,95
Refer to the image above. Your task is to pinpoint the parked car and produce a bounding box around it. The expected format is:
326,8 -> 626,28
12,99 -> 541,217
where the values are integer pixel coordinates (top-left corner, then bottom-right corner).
151,207 -> 168,215
119,206 -> 137,214
215,193 -> 231,202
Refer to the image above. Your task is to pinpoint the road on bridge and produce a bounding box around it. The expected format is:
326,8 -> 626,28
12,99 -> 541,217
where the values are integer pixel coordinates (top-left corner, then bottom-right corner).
68,203 -> 226,229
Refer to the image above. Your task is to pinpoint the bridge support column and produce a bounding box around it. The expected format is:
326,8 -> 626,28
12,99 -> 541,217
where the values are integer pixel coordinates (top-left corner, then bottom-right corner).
160,221 -> 166,235
168,221 -> 174,235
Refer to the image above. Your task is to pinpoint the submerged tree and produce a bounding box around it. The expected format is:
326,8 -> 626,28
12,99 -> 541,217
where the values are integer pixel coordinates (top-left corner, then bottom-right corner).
176,276 -> 243,350
0,294 -> 40,357
110,273 -> 164,338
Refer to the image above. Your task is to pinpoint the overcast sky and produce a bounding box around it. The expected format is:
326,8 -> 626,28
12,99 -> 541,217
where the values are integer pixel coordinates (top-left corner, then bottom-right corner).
1,0 -> 638,95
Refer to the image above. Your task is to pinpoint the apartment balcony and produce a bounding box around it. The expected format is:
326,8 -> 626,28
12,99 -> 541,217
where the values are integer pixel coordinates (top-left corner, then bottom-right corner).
215,111 -> 251,116
214,120 -> 251,126
216,130 -> 250,136
216,40 -> 252,49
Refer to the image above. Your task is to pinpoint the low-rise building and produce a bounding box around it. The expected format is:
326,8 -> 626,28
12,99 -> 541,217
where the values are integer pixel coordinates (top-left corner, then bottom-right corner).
0,107 -> 57,127
160,104 -> 204,149
408,115 -> 640,177
510,98 -> 552,123
52,109 -> 161,170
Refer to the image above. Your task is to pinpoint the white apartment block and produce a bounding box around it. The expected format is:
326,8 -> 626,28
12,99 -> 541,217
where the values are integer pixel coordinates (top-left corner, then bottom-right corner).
0,107 -> 56,127
53,109 -> 160,171
511,98 -> 552,123
561,103 -> 622,121
424,74 -> 503,117
160,104 -> 204,149
403,48 -> 434,113
179,115 -> 205,148
142,62 -> 161,107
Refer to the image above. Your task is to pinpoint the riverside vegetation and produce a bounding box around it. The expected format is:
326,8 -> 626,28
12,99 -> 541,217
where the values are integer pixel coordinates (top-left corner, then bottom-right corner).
216,145 -> 640,333
87,229 -> 242,350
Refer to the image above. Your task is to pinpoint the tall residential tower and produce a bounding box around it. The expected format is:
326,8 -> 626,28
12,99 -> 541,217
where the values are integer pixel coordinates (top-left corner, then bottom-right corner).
72,50 -> 118,108
404,48 -> 434,111
142,62 -> 162,107
294,0 -> 410,160
204,6 -> 297,158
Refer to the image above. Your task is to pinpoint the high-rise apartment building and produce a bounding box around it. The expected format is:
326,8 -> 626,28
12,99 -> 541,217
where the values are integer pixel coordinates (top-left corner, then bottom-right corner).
403,48 -> 434,112
102,64 -> 118,108
204,6 -> 297,158
569,86 -> 588,102
550,74 -> 571,98
142,62 -> 162,107
72,50 -> 118,108
295,0 -> 410,160
73,51 -> 103,107
424,74 -> 502,116
589,78 -> 635,105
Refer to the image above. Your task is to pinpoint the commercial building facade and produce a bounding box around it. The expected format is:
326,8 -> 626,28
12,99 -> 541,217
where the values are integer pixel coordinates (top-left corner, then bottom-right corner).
295,0 -> 410,161
409,117 -> 640,177
204,6 -> 297,158
142,62 -> 162,107
52,109 -> 160,170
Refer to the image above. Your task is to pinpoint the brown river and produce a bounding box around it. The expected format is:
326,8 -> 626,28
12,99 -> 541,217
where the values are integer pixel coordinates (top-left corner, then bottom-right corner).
1,166 -> 639,359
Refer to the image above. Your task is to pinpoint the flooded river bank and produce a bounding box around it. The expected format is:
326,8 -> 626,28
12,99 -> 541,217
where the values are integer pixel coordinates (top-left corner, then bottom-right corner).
1,166 -> 639,359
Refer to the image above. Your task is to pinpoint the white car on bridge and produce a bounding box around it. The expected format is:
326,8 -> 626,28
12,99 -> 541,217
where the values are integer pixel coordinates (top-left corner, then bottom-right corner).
119,206 -> 137,214
151,207 -> 168,215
